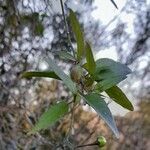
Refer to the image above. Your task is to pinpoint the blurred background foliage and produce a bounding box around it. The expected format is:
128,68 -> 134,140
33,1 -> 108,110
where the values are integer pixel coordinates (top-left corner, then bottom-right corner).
0,0 -> 149,149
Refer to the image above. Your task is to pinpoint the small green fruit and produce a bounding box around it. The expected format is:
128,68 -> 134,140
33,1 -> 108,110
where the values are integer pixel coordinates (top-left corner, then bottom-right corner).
70,65 -> 83,83
97,136 -> 107,147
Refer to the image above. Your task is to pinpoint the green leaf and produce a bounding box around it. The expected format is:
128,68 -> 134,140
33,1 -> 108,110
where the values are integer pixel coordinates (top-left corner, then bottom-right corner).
83,93 -> 119,138
85,42 -> 96,75
29,101 -> 69,134
21,71 -> 61,80
94,58 -> 131,92
82,63 -> 88,70
54,51 -> 76,61
105,86 -> 134,111
69,9 -> 84,61
34,22 -> 44,36
48,57 -> 77,94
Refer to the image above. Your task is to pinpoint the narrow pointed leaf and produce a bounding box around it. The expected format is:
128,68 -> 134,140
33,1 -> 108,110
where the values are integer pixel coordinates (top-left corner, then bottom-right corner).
54,51 -> 76,61
105,86 -> 134,111
22,71 -> 61,80
48,57 -> 77,94
94,58 -> 131,91
69,9 -> 84,61
29,101 -> 69,134
85,42 -> 96,75
83,93 -> 119,138
82,63 -> 88,70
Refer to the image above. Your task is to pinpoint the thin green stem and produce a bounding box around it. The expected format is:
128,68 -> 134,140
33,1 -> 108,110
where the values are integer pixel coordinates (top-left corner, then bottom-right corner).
75,142 -> 98,149
66,94 -> 77,139
59,0 -> 75,57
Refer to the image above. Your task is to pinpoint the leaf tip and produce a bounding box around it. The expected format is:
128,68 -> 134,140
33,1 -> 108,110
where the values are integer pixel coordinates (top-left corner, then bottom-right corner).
111,121 -> 120,138
130,104 -> 134,111
115,132 -> 120,139
20,72 -> 28,78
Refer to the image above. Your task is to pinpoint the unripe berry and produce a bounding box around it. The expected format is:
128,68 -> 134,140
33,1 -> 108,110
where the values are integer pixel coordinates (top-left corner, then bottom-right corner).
70,65 -> 83,83
97,136 -> 107,147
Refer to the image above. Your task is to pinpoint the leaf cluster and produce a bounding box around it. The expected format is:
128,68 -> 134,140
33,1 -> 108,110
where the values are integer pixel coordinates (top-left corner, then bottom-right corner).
22,9 -> 133,138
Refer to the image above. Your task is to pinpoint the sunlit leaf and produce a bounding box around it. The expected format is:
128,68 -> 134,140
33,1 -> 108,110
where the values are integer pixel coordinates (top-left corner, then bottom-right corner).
82,62 -> 88,70
83,93 -> 119,138
48,57 -> 77,94
85,42 -> 96,75
105,86 -> 134,111
94,58 -> 131,92
22,71 -> 61,80
69,9 -> 84,61
29,101 -> 69,134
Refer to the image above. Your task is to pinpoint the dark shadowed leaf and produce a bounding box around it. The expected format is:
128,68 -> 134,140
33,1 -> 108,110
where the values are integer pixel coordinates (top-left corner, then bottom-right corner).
34,22 -> 44,36
48,57 -> 77,94
22,71 -> 61,80
69,9 -> 84,61
85,42 -> 96,75
29,101 -> 69,134
94,58 -> 131,92
105,86 -> 134,111
83,93 -> 119,138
